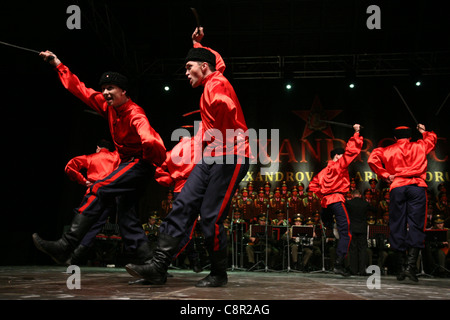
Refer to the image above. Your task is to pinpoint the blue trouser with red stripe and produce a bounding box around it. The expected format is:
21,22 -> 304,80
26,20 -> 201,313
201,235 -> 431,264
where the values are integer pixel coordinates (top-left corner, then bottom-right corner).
160,155 -> 249,252
75,159 -> 152,251
389,185 -> 427,251
322,202 -> 352,258
172,192 -> 198,259
79,204 -> 114,247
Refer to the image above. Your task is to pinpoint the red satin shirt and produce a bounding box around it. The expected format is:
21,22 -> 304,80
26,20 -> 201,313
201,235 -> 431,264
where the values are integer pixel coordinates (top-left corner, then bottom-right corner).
56,64 -> 166,166
65,148 -> 120,185
155,136 -> 199,193
194,43 -> 251,159
368,131 -> 437,190
309,132 -> 364,208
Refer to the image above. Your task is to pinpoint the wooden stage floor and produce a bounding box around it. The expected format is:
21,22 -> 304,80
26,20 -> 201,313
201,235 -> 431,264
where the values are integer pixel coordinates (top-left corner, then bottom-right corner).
0,265 -> 448,302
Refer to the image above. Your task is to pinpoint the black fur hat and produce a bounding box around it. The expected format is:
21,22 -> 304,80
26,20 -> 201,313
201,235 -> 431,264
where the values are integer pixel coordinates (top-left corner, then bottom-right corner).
185,48 -> 216,67
393,126 -> 412,139
99,71 -> 129,91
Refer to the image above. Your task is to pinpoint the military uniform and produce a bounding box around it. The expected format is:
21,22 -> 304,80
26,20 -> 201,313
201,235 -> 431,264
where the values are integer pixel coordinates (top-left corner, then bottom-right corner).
237,188 -> 255,221
254,189 -> 269,223
288,187 -> 304,217
269,188 -> 287,220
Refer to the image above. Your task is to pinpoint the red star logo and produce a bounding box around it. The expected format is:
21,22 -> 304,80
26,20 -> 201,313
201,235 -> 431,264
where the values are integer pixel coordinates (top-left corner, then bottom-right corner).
292,95 -> 343,139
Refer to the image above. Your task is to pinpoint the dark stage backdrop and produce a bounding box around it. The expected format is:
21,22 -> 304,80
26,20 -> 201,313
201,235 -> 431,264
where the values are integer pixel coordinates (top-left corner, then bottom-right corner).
0,1 -> 448,265
232,77 -> 449,194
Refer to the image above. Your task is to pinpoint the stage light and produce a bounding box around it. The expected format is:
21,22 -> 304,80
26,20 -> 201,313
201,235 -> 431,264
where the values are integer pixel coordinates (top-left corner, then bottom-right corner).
345,67 -> 357,90
410,66 -> 423,87
285,83 -> 292,90
164,85 -> 170,92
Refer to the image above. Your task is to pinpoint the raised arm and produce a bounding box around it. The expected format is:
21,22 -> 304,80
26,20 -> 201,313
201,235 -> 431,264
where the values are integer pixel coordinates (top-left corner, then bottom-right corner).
191,27 -> 226,74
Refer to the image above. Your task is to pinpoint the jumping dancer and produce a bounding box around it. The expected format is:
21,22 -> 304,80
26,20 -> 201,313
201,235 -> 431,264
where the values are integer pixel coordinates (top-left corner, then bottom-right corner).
368,124 -> 437,282
308,124 -> 363,276
125,27 -> 251,287
32,51 -> 166,266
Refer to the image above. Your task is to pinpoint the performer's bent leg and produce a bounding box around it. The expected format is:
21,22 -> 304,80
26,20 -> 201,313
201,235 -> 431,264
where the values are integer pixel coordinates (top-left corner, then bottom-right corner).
125,156 -> 249,286
200,158 -> 249,252
405,186 -> 427,249
332,202 -> 352,258
159,163 -> 209,238
402,186 -> 426,282
70,205 -> 112,265
196,157 -> 249,287
33,159 -> 152,265
79,207 -> 111,248
389,187 -> 408,252
124,163 -> 209,284
330,202 -> 352,277
116,194 -> 154,263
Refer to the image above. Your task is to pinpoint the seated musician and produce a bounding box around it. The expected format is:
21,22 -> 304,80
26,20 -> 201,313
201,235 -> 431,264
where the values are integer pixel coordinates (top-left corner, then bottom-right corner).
286,214 -> 303,270
142,212 -> 160,253
245,215 -> 279,269
367,215 -> 393,275
299,217 -> 321,272
232,208 -> 246,224
423,215 -> 450,277
272,210 -> 288,226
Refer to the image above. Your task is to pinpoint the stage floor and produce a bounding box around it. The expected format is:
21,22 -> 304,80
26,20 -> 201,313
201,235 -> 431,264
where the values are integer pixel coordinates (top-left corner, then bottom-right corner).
0,265 -> 449,301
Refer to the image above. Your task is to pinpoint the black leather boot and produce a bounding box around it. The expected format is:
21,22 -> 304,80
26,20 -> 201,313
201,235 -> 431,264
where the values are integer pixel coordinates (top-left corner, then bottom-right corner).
403,248 -> 420,282
188,251 -> 203,273
69,245 -> 91,265
196,248 -> 228,287
125,233 -> 181,285
333,255 -> 350,277
33,214 -> 95,265
134,241 -> 155,264
395,250 -> 407,281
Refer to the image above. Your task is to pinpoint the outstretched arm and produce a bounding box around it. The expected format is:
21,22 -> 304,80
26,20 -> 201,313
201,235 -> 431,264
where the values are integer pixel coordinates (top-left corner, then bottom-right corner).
39,50 -> 107,116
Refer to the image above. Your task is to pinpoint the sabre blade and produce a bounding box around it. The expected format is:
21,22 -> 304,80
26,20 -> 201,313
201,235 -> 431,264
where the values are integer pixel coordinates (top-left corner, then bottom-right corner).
0,40 -> 40,54
190,8 -> 201,27
190,7 -> 201,35
393,86 -> 418,125
435,91 -> 450,116
0,40 -> 54,61
320,120 -> 363,129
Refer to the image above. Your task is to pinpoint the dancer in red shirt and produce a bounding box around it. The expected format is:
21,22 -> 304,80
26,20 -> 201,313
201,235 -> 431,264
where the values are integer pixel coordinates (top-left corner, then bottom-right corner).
65,140 -> 120,188
33,51 -> 166,266
308,124 -> 363,276
64,140 -> 120,264
368,124 -> 437,282
154,123 -> 202,193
